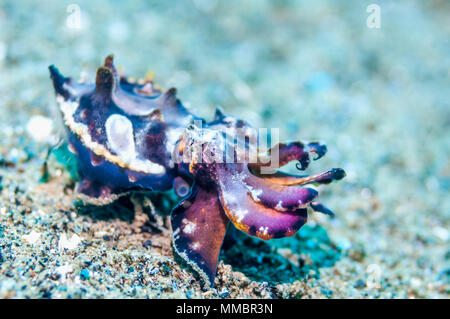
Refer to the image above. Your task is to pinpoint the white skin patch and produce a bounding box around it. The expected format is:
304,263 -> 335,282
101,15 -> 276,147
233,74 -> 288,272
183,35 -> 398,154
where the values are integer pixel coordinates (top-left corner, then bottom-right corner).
68,143 -> 77,154
219,181 -> 236,203
190,241 -> 201,250
298,199 -> 307,208
235,209 -> 248,223
247,185 -> 263,202
275,200 -> 287,211
182,200 -> 192,208
58,96 -> 165,175
104,114 -> 165,174
182,218 -> 197,234
259,226 -> 269,235
105,114 -> 136,163
166,127 -> 185,155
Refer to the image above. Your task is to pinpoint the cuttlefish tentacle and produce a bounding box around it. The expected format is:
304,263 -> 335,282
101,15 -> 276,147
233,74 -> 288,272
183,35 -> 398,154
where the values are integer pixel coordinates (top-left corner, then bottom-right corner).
171,184 -> 229,288
249,141 -> 328,172
251,168 -> 346,186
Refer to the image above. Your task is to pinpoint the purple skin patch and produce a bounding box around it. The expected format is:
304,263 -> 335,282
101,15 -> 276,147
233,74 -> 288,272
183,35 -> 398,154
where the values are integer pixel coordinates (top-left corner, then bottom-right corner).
215,164 -> 309,240
171,185 -> 229,285
49,55 -> 346,288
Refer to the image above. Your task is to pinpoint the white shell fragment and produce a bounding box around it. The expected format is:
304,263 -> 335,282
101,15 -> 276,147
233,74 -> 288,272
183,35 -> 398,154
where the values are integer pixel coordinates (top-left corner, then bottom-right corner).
22,230 -> 41,244
26,115 -> 54,143
58,234 -> 82,251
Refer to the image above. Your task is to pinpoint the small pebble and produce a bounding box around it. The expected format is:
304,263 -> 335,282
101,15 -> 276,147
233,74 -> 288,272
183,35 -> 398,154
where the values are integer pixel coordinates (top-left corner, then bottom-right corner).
22,230 -> 40,244
143,240 -> 152,249
354,279 -> 366,289
25,115 -> 53,143
80,269 -> 90,280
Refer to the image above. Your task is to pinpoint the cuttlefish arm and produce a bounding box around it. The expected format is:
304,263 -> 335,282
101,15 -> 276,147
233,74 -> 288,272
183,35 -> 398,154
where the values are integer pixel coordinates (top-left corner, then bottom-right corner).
170,184 -> 229,288
249,141 -> 328,172
251,168 -> 346,186
310,201 -> 336,216
241,165 -> 319,210
215,164 -> 309,240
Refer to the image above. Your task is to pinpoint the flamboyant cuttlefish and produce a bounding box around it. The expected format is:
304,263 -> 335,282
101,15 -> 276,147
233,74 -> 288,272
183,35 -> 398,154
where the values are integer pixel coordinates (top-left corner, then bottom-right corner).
48,55 -> 345,288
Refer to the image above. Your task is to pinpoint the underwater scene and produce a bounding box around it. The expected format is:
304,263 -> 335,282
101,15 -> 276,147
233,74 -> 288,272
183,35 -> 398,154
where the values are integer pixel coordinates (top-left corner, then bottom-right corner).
0,0 -> 448,299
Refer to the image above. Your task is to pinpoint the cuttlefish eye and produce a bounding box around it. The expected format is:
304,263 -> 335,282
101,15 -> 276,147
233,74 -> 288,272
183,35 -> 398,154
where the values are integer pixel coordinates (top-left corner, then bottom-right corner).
173,176 -> 190,197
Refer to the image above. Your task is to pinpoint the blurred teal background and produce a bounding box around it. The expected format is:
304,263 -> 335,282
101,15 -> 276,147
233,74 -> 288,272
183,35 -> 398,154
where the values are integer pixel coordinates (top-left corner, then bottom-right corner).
0,0 -> 448,298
